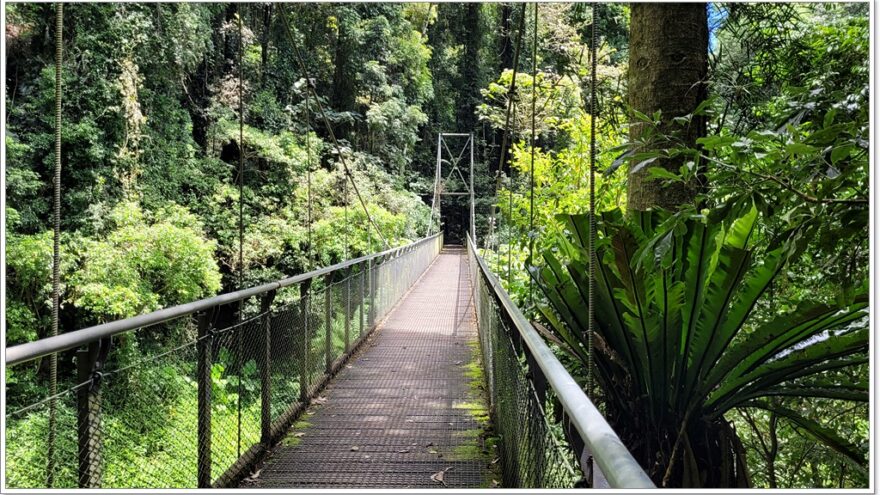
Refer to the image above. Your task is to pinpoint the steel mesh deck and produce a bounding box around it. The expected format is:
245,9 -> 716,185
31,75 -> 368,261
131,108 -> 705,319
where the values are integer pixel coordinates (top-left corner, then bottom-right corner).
245,248 -> 495,488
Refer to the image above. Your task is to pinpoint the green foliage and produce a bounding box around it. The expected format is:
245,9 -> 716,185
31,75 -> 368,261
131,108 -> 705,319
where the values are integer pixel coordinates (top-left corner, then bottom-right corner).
532,204 -> 868,486
5,1 -> 869,489
68,202 -> 221,321
477,70 -> 581,140
4,231 -> 75,344
734,399 -> 869,488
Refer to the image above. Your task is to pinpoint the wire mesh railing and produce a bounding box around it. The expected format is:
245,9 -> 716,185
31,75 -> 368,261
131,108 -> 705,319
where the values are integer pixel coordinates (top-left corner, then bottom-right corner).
466,234 -> 655,489
5,234 -> 443,489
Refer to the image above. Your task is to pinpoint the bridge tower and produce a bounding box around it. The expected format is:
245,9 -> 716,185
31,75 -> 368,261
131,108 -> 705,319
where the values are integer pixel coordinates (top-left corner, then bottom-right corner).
428,133 -> 475,244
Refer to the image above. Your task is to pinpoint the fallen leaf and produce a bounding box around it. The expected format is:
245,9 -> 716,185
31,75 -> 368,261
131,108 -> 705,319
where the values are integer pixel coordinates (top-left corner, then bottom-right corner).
350,446 -> 360,451
454,360 -> 463,365
429,449 -> 438,454
397,449 -> 410,453
293,432 -> 305,438
311,396 -> 328,405
491,479 -> 500,487
430,467 -> 452,486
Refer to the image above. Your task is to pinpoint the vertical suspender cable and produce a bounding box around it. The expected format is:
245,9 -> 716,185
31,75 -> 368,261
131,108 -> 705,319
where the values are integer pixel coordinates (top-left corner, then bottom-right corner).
237,9 -> 245,296
278,7 -> 388,249
48,3 -> 63,487
507,104 -> 517,285
587,5 -> 599,397
527,2 -> 538,307
236,7 -> 245,459
306,85 -> 313,269
488,4 -> 526,256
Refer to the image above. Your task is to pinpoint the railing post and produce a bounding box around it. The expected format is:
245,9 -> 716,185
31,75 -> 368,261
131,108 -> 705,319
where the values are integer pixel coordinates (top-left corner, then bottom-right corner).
260,290 -> 276,446
324,275 -> 333,373
367,258 -> 374,327
76,339 -> 106,488
197,311 -> 213,488
344,271 -> 351,353
359,263 -> 365,338
299,282 -> 311,402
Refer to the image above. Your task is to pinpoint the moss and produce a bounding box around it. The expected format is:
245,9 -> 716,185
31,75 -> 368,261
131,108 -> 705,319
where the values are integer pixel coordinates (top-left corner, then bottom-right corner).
280,419 -> 314,447
281,434 -> 303,447
449,443 -> 483,461
484,434 -> 499,451
454,428 -> 482,439
457,339 -> 503,487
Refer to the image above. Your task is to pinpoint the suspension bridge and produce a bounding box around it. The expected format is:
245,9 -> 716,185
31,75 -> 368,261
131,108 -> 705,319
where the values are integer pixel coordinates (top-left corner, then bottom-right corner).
5,3 -> 656,489
5,117 -> 652,491
6,229 -> 653,489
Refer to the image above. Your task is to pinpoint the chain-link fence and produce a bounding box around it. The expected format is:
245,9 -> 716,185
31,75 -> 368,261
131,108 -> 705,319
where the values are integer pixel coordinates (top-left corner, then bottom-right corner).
5,234 -> 443,489
466,235 -> 654,489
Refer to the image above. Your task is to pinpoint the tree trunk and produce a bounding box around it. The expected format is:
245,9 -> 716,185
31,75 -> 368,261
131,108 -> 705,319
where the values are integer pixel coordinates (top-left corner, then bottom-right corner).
767,412 -> 779,488
331,7 -> 357,141
626,3 -> 708,211
456,3 -> 483,131
260,4 -> 272,85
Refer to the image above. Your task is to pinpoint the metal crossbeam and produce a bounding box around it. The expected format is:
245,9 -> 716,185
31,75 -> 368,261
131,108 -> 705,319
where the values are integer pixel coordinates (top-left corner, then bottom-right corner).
428,133 -> 476,242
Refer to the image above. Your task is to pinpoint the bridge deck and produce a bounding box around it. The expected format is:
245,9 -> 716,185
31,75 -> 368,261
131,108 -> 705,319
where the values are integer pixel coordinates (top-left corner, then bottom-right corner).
245,248 -> 496,488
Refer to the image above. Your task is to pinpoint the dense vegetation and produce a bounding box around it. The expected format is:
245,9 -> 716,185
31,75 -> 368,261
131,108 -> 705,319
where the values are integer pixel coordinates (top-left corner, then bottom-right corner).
487,3 -> 869,489
4,2 -> 870,489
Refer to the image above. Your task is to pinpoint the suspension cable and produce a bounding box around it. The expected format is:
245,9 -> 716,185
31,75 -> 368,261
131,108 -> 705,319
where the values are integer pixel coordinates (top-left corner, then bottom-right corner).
527,3 -> 538,307
278,7 -> 389,250
47,3 -> 63,486
306,78 -> 313,270
507,103 -> 518,286
237,9 -> 245,295
487,3 -> 527,253
236,6 -> 245,459
587,4 -> 599,398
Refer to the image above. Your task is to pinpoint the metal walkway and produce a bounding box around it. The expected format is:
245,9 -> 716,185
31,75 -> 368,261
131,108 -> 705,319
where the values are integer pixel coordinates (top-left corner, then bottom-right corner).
245,248 -> 495,488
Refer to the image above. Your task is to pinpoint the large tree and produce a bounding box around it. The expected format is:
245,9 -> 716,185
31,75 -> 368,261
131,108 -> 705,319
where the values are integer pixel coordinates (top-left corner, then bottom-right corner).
626,3 -> 708,211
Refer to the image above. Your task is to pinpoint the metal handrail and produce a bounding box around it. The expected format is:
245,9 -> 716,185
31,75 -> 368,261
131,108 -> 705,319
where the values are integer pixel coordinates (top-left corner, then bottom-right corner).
6,234 -> 442,366
466,234 -> 655,489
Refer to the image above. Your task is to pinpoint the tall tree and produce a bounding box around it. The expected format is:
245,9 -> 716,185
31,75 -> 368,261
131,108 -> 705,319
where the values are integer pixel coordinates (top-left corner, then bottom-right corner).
626,3 -> 708,211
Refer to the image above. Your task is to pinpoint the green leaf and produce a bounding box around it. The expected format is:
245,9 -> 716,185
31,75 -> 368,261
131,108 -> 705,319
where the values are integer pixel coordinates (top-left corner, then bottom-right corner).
823,108 -> 838,128
785,142 -> 816,156
647,167 -> 682,182
831,144 -> 853,165
696,134 -> 736,150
